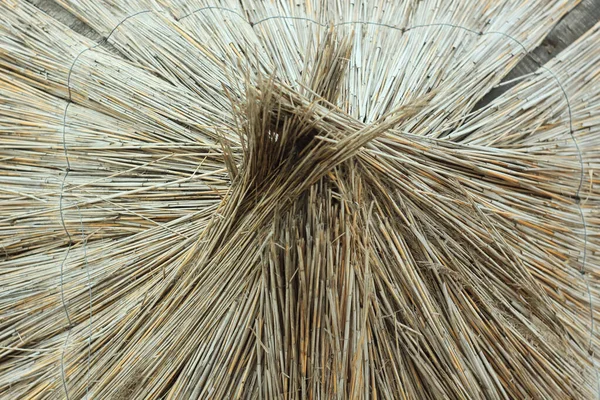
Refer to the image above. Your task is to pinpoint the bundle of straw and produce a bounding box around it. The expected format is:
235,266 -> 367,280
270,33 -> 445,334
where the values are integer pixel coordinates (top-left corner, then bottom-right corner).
0,0 -> 599,398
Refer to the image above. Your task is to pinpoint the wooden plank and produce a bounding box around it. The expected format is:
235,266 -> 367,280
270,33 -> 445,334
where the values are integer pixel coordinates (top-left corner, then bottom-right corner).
477,0 -> 600,107
27,0 -> 103,42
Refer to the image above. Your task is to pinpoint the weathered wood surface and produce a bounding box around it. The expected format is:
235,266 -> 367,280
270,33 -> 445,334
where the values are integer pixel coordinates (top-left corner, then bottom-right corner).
28,0 -> 103,42
478,0 -> 600,106
27,0 -> 600,105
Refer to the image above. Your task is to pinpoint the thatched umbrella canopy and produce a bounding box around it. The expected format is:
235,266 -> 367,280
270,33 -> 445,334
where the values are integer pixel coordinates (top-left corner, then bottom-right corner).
1,0 -> 599,398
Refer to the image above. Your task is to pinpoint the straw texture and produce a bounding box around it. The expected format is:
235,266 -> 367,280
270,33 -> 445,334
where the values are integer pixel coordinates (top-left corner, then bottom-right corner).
0,0 -> 599,398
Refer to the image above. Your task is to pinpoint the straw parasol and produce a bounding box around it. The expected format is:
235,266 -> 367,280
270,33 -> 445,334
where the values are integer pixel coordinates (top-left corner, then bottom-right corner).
0,0 -> 599,398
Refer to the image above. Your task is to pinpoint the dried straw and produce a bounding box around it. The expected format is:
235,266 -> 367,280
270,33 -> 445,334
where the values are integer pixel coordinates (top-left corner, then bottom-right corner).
0,0 -> 599,398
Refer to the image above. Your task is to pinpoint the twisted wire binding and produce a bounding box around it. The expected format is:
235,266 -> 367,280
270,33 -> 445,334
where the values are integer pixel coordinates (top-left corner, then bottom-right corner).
60,329 -> 72,400
59,9 -> 153,398
59,102 -> 73,329
58,79 -> 75,400
59,7 -> 597,397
